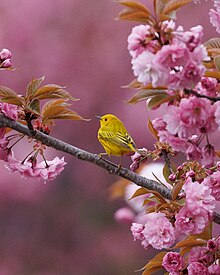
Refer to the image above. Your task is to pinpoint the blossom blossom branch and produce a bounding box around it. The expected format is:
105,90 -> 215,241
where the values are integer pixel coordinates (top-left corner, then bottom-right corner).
1,114 -> 220,224
0,114 -> 172,199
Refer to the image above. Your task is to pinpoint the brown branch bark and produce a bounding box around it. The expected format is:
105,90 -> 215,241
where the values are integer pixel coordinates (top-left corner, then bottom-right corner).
0,114 -> 220,225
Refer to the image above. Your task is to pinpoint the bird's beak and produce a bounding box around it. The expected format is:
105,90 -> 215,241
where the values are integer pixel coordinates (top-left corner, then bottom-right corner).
95,115 -> 102,120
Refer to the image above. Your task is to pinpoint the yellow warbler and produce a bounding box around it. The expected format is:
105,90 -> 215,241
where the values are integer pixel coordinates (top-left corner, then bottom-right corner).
97,114 -> 137,159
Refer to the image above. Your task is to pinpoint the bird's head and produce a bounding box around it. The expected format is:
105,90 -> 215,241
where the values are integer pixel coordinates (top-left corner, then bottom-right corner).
96,114 -> 119,127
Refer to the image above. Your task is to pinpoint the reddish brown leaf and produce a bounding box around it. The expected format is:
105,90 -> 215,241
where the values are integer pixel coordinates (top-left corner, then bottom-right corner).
172,179 -> 185,200
174,238 -> 206,249
127,89 -> 167,104
26,76 -> 45,98
214,55 -> 220,72
0,86 -> 24,106
162,0 -> 192,15
117,0 -> 152,23
142,251 -> 167,274
148,117 -> 159,140
42,99 -> 88,124
32,85 -> 78,101
109,178 -> 129,200
204,37 -> 220,50
148,94 -> 175,109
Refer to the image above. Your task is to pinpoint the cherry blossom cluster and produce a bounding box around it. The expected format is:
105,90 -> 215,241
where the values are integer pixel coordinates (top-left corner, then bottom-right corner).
0,102 -> 66,181
152,88 -> 219,167
162,239 -> 220,274
112,1 -> 220,273
130,174 -> 216,250
128,21 -> 207,90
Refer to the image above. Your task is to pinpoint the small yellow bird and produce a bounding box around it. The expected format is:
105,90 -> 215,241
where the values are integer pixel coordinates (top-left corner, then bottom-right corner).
97,114 -> 137,166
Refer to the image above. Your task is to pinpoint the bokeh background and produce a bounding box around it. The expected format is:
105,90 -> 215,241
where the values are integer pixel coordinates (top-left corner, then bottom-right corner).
0,1 -> 218,274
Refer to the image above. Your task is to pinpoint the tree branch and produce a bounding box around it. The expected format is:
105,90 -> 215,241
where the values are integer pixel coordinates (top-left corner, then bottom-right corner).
0,114 -> 220,225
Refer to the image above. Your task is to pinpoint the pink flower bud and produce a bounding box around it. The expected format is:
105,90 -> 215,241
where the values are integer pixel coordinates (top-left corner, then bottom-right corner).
188,135 -> 198,144
169,173 -> 176,181
1,59 -> 12,68
0,48 -> 11,60
186,170 -> 195,178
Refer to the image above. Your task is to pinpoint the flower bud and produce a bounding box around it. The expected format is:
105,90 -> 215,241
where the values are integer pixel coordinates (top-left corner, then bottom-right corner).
1,59 -> 12,68
168,173 -> 176,181
0,48 -> 11,60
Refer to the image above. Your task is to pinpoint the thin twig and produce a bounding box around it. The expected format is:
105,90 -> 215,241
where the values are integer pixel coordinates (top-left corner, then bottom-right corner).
184,89 -> 220,102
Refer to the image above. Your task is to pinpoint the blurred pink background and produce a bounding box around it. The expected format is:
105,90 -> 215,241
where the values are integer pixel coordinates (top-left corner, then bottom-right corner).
0,1 -> 218,274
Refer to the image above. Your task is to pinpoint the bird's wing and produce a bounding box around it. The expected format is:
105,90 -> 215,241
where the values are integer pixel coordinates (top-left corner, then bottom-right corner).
98,130 -> 136,150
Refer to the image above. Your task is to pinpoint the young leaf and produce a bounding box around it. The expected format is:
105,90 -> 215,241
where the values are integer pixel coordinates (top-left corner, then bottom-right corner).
214,55 -> 220,72
42,99 -> 87,124
161,0 -> 192,15
127,90 -> 167,104
148,94 -> 175,109
117,0 -> 153,23
142,251 -> 167,275
147,117 -> 159,140
0,86 -> 24,106
26,76 -> 45,98
204,37 -> 220,50
172,179 -> 185,200
130,187 -> 149,199
32,85 -> 78,101
174,238 -> 206,249
26,99 -> 41,116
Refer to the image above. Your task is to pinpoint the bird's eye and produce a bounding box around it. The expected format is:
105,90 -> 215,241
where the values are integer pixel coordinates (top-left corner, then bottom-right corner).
104,118 -> 107,121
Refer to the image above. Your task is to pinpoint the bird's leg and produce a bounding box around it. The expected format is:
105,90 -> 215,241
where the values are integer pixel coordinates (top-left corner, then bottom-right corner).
98,152 -> 108,159
115,156 -> 122,173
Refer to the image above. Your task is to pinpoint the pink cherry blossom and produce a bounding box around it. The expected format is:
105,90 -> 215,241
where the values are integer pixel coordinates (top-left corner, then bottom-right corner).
174,25 -> 203,51
203,171 -> 220,200
0,137 -> 11,161
186,144 -> 202,162
158,130 -> 189,152
164,97 -> 217,139
33,157 -> 66,181
187,262 -> 209,275
0,102 -> 18,120
6,155 -> 66,181
207,239 -> 219,252
142,212 -> 175,250
214,101 -> 220,130
131,51 -> 168,87
154,42 -> 189,67
201,144 -> 215,167
127,25 -> 152,58
208,263 -> 220,274
210,9 -> 220,34
130,222 -> 145,241
180,60 -> 205,89
175,204 -> 210,235
183,178 -> 215,212
200,77 -> 218,97
162,252 -> 184,272
188,246 -> 214,266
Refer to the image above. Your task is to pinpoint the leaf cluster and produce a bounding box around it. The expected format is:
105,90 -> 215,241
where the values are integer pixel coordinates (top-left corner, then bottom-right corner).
0,76 -> 88,129
117,0 -> 193,24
